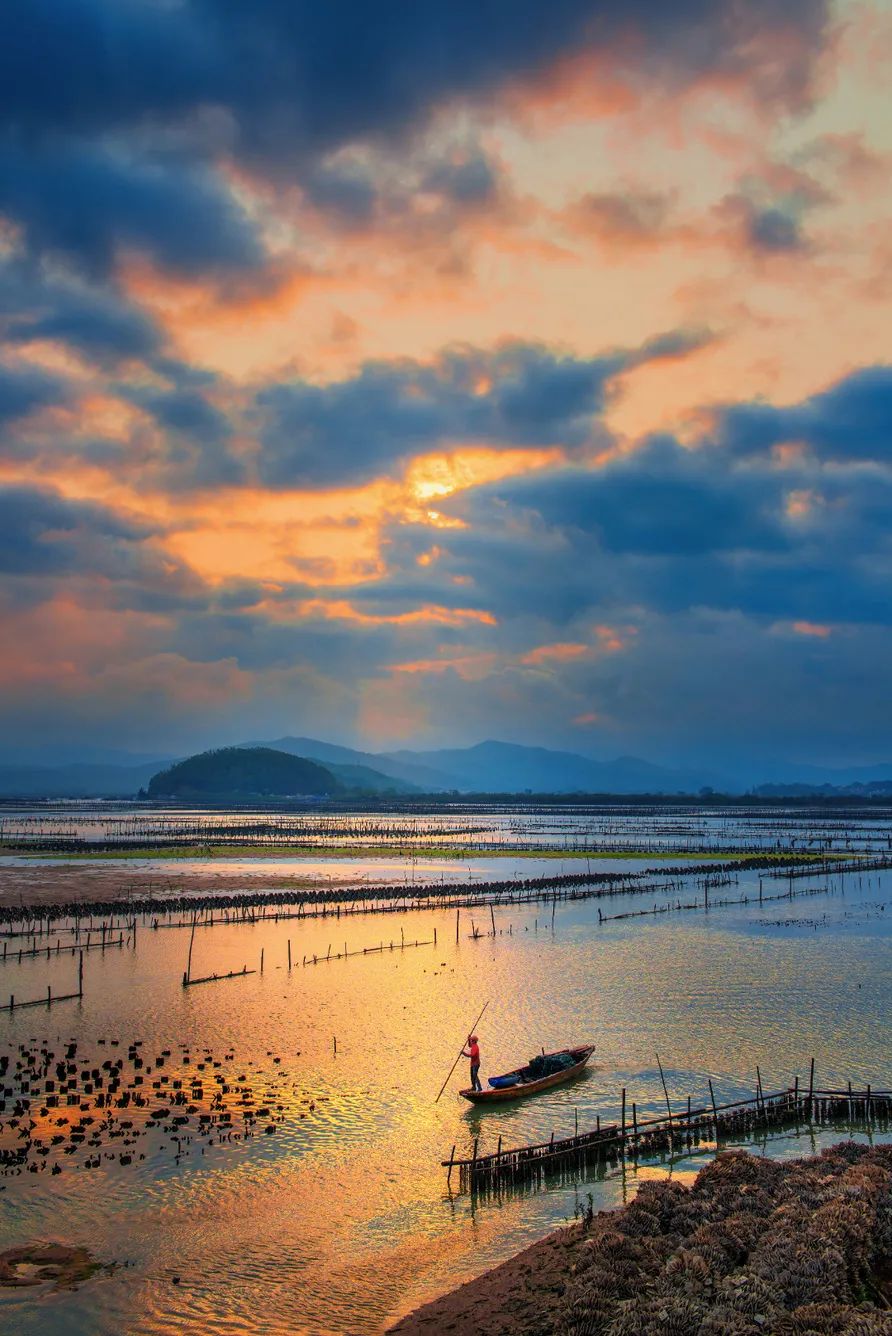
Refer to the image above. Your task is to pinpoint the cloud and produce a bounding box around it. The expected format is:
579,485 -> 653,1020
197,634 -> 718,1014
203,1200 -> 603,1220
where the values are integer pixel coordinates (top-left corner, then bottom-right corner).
422,152 -> 499,206
0,484 -> 151,576
4,279 -> 160,368
567,190 -> 674,248
2,259 -> 163,367
0,362 -> 68,424
0,484 -> 203,612
719,365 -> 892,462
255,342 -> 624,487
3,2 -> 830,157
352,362 -> 892,634
720,195 -> 809,254
0,142 -> 265,280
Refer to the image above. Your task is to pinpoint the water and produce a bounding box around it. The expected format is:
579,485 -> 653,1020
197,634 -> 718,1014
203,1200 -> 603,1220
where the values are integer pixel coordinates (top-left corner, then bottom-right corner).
0,809 -> 891,1334
3,801 -> 892,855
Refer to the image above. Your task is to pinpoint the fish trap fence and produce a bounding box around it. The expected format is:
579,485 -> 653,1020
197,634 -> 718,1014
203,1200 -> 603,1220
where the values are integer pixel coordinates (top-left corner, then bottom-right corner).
444,1083 -> 892,1195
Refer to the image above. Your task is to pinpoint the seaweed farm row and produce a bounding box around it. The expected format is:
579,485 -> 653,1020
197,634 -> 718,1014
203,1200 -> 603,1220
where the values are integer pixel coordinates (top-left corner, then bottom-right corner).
2,801 -> 892,856
2,853 -> 888,936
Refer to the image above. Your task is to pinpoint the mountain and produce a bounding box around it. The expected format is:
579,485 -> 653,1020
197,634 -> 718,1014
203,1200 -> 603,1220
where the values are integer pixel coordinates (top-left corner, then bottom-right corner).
324,762 -> 418,795
380,740 -> 731,794
248,735 -> 729,792
147,747 -> 339,799
244,735 -> 456,791
2,732 -> 890,799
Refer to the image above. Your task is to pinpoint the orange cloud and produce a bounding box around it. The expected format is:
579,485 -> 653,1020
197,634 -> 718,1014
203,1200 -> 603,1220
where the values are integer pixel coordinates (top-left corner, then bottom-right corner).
792,620 -> 833,638
595,624 -> 636,653
389,652 -> 500,681
405,445 -> 563,509
294,600 -> 497,628
519,641 -> 590,666
573,711 -> 602,725
785,489 -> 818,520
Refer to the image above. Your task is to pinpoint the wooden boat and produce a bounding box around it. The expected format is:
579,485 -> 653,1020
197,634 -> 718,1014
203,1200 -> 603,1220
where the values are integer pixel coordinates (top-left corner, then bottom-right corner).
459,1043 -> 595,1104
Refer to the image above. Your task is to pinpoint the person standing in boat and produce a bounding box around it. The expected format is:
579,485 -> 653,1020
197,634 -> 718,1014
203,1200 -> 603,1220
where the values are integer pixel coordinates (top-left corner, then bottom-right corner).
462,1034 -> 482,1091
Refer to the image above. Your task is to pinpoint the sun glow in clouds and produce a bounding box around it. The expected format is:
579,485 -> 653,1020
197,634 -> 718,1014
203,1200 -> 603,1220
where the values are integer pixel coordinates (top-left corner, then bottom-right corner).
1,0 -> 891,761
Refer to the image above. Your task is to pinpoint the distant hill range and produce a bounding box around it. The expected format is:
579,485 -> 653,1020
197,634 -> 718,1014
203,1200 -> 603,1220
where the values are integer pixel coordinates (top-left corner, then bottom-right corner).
0,734 -> 890,800
255,736 -> 731,795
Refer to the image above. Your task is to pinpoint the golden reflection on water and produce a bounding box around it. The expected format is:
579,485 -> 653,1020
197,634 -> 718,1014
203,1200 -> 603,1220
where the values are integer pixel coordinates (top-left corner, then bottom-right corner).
0,867 -> 891,1335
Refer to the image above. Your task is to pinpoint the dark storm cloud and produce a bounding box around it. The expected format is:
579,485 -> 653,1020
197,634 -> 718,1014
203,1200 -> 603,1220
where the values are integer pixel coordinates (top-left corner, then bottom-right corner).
0,142 -> 265,280
111,363 -> 248,490
255,343 -> 624,488
423,153 -> 499,206
503,435 -> 790,556
0,484 -> 204,611
0,363 -> 67,425
301,165 -> 379,225
2,261 -> 163,367
746,206 -> 805,253
2,1 -> 829,153
0,484 -> 152,576
301,146 -> 502,230
720,366 -> 892,462
129,387 -> 232,447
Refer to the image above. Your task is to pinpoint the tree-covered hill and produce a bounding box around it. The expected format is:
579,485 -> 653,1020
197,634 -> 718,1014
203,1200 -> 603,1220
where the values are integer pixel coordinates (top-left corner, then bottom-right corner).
147,747 -> 340,799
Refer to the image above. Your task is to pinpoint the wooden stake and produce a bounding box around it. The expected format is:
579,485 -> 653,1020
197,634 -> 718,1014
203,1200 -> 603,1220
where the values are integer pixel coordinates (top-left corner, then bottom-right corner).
185,913 -> 197,985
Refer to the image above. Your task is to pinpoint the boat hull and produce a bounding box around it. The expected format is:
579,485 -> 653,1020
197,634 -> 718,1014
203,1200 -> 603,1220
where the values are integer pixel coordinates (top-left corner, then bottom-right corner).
459,1044 -> 595,1104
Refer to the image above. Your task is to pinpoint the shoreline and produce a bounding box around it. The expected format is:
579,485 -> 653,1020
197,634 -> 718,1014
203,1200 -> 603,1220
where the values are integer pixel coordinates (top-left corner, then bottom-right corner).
386,1222 -> 588,1335
387,1142 -> 892,1335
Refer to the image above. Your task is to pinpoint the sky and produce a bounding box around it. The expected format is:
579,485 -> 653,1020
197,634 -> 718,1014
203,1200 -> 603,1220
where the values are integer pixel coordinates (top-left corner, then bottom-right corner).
1,0 -> 891,773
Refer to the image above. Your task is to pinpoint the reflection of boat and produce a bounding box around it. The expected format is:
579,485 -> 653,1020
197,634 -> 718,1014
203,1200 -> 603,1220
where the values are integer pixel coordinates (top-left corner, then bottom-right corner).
459,1044 -> 595,1104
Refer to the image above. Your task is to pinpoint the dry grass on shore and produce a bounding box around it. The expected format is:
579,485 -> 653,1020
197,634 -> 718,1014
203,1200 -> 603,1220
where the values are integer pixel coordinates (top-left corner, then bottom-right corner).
391,1143 -> 892,1335
559,1142 -> 892,1335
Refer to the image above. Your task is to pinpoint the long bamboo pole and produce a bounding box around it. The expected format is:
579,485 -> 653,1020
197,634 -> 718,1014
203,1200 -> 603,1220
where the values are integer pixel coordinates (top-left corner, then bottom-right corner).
435,1000 -> 490,1103
656,1052 -> 673,1122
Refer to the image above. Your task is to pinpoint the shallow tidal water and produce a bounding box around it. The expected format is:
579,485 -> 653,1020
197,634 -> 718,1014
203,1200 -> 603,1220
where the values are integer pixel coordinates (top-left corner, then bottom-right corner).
1,822 -> 891,1335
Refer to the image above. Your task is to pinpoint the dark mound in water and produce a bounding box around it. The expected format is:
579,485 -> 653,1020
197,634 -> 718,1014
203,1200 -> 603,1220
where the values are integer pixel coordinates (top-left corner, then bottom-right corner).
0,1242 -> 100,1290
390,1144 -> 892,1336
147,747 -> 340,800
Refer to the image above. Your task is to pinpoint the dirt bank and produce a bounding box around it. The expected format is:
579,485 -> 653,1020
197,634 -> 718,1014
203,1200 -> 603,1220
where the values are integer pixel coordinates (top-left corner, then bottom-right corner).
0,862 -> 348,910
